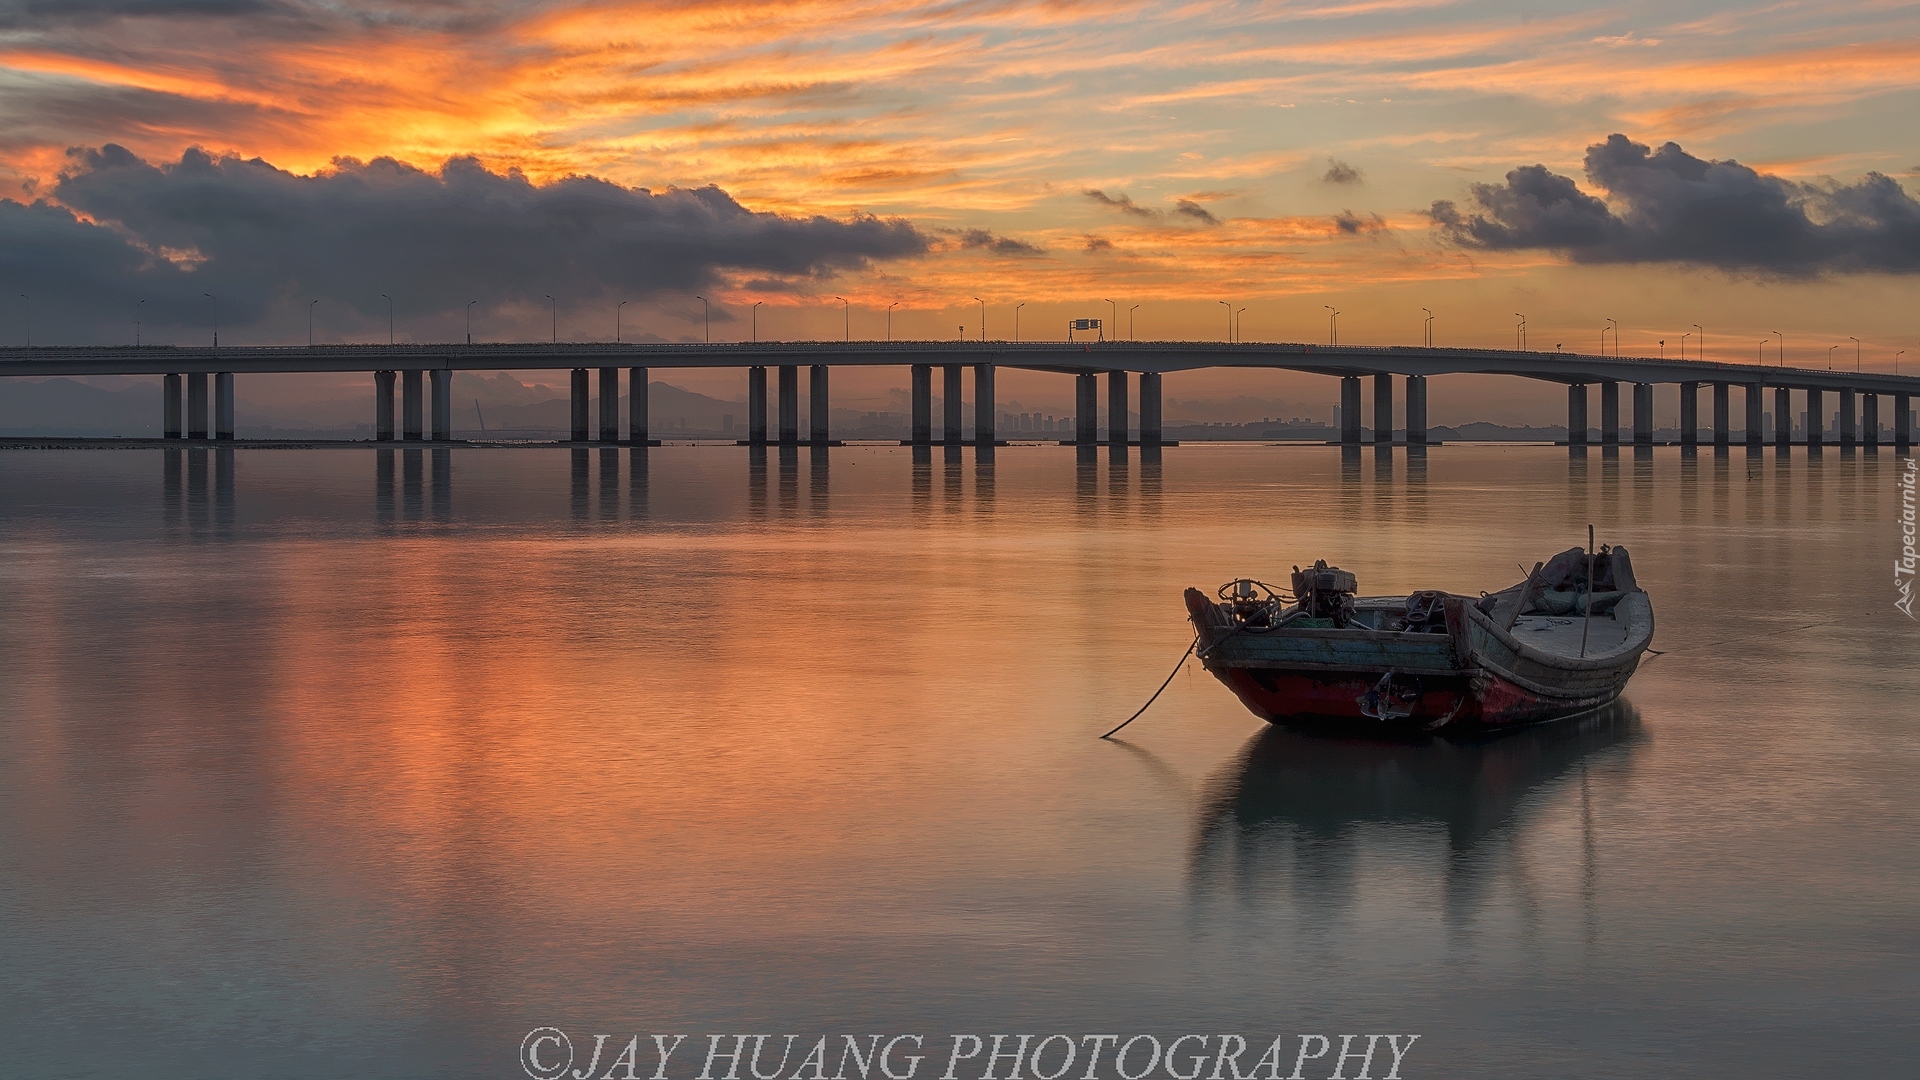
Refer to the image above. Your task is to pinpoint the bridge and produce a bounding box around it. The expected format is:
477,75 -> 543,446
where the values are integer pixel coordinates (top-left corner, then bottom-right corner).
2,340 -> 1914,449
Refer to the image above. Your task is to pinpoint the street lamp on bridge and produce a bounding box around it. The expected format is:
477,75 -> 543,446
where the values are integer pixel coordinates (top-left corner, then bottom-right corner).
695,296 -> 709,343
382,294 -> 394,345
466,300 -> 477,345
1773,330 -> 1784,367
1219,300 -> 1231,342
1129,304 -> 1139,340
308,299 -> 319,346
1693,324 -> 1704,361
750,300 -> 761,343
1237,307 -> 1248,343
973,297 -> 983,341
1514,314 -> 1526,351
839,296 -> 851,342
1421,307 -> 1433,347
205,293 -> 217,347
1850,336 -> 1861,371
1828,345 -> 1838,370
888,301 -> 900,342
546,295 -> 556,343
1607,318 -> 1619,356
618,300 -> 630,343
1015,302 -> 1026,342
1680,332 -> 1690,359
1324,305 -> 1338,346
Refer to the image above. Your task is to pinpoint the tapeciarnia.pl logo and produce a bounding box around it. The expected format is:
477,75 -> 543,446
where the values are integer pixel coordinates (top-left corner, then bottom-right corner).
1899,457 -> 1917,619
519,1033 -> 1423,1080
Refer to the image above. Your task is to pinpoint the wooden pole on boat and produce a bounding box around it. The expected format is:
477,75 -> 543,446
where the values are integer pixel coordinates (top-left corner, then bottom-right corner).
1501,561 -> 1545,632
1580,524 -> 1595,657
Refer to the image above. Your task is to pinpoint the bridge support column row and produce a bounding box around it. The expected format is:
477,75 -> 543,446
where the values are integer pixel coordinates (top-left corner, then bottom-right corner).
1839,388 -> 1856,448
1633,383 -> 1653,444
1406,375 -> 1427,446
1775,387 -> 1791,448
1140,373 -> 1162,447
809,365 -> 829,444
1568,384 -> 1587,445
213,372 -> 234,440
403,370 -> 424,440
1679,382 -> 1697,447
1373,373 -> 1393,444
1712,382 -> 1729,447
1340,376 -> 1362,444
1075,374 -> 1098,444
974,364 -> 994,447
374,370 -> 395,440
164,373 -> 183,438
1600,380 -> 1619,445
1807,388 -> 1824,447
1746,383 -> 1763,447
747,366 -> 767,444
431,369 -> 451,441
187,373 -> 209,439
1864,393 -> 1879,448
1108,370 -> 1128,446
629,367 -> 648,445
598,367 -> 619,442
944,365 -> 964,444
568,369 -> 589,442
778,365 -> 799,445
1897,393 -> 1911,448
911,364 -> 931,444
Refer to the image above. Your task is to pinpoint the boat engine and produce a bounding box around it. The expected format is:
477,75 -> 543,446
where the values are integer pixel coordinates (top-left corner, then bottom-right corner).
1291,560 -> 1357,628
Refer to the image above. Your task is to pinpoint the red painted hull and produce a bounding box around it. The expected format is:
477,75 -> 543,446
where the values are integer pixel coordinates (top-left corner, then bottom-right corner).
1212,665 -> 1593,731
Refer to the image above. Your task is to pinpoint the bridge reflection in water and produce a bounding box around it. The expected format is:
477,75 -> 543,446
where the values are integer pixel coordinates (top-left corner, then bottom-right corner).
1187,703 -> 1644,922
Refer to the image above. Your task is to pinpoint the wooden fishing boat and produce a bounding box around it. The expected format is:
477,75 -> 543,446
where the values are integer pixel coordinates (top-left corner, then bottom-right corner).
1184,545 -> 1653,732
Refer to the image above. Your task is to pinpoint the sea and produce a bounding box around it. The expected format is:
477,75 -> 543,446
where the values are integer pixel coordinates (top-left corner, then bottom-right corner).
1,442 -> 1915,1078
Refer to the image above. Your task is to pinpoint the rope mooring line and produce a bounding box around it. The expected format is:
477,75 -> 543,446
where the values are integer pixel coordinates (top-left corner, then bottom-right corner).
1100,634 -> 1199,740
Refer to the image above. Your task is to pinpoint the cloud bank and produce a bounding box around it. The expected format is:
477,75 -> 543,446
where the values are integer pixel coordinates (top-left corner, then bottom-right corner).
1431,134 -> 1920,275
0,145 -> 927,341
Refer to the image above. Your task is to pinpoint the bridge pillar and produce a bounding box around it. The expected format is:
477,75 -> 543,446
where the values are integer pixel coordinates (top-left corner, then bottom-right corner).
1897,393 -> 1911,448
1140,373 -> 1163,447
1406,375 -> 1428,445
403,370 -> 424,441
1746,384 -> 1763,447
942,365 -> 964,444
1806,388 -> 1823,448
1075,373 -> 1098,444
778,365 -> 799,445
1839,388 -> 1856,448
212,372 -> 234,440
1775,386 -> 1791,448
1108,370 -> 1129,447
1340,376 -> 1362,444
164,374 -> 183,438
1863,393 -> 1879,449
1373,372 -> 1394,444
186,372 -> 210,439
747,366 -> 767,444
628,367 -> 649,445
1632,382 -> 1653,445
910,365 -> 932,444
974,364 -> 995,447
598,367 -> 619,442
430,369 -> 451,441
374,371 -> 395,441
569,368 -> 589,442
1712,383 -> 1730,447
1679,382 -> 1697,446
1599,381 -> 1619,445
809,365 -> 830,445
1567,384 -> 1588,445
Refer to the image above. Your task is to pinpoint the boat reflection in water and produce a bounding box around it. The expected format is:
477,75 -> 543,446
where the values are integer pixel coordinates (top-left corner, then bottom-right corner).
1188,701 -> 1644,920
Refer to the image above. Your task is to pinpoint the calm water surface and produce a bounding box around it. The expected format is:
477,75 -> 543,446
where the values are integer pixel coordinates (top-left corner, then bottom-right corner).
2,443 -> 1915,1078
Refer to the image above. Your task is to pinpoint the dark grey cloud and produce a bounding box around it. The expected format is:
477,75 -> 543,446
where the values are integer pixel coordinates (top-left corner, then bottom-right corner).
1430,133 -> 1920,275
1322,160 -> 1362,185
1333,210 -> 1386,234
1084,189 -> 1158,219
949,228 -> 1043,256
0,144 -> 928,343
1083,235 -> 1113,253
0,0 -> 537,29
1173,199 -> 1219,225
0,0 -> 288,28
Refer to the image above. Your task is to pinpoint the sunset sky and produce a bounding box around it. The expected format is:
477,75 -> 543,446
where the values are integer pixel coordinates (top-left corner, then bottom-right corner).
2,0 -> 1919,415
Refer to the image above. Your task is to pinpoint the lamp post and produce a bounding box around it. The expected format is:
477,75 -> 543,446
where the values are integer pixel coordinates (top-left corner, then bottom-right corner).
466,300 -> 477,345
308,298 -> 319,345
1600,326 -> 1610,355
1514,314 -> 1526,350
18,294 -> 27,346
1015,302 -> 1026,342
136,299 -> 144,347
1323,305 -> 1338,346
1693,323 -> 1703,361
751,300 -> 761,343
618,300 -> 629,343
974,297 -> 984,341
1237,307 -> 1248,343
1827,345 -> 1838,370
1850,336 -> 1860,371
1129,304 -> 1139,340
1219,300 -> 1231,341
1680,332 -> 1690,359
1758,340 -> 1766,365
205,293 -> 217,347
546,294 -> 556,343
382,293 -> 393,345
1421,307 -> 1432,347
1607,317 -> 1618,356
1896,350 -> 1904,374
888,301 -> 899,341
1104,298 -> 1116,340
1773,330 -> 1784,367
695,295 -> 709,342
